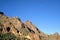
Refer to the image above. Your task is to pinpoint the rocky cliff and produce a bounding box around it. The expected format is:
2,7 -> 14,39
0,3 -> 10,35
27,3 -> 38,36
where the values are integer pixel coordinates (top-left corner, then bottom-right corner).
0,12 -> 60,40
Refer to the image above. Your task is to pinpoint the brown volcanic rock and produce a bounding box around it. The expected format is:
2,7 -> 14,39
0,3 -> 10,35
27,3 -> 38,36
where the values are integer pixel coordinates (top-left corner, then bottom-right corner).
0,12 -> 60,40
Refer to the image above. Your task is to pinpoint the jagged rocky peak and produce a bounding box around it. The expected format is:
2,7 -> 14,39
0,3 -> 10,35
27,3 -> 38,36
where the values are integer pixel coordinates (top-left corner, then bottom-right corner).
25,20 -> 32,24
24,20 -> 42,34
53,32 -> 59,36
0,11 -> 21,21
0,11 -> 4,15
0,12 -> 5,17
0,12 -> 60,40
13,16 -> 21,21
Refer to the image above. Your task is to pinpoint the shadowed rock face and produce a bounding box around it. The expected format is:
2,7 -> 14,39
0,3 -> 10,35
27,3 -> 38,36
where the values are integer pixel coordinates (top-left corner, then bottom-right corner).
0,12 -> 4,15
0,12 -> 60,40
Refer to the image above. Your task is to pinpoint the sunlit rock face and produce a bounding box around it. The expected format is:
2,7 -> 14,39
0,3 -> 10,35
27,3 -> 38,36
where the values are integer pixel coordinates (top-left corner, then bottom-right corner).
0,12 -> 60,40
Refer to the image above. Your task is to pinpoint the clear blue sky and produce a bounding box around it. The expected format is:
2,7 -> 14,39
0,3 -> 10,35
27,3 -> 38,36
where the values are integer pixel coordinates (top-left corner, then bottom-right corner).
0,0 -> 60,34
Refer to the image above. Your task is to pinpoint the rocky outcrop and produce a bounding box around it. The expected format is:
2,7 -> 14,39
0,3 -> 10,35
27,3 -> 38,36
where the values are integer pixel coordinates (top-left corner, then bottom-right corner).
0,12 -> 60,40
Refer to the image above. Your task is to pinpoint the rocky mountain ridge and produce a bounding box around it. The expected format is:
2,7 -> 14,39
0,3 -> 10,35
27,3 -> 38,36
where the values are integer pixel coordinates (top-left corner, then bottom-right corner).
0,12 -> 60,40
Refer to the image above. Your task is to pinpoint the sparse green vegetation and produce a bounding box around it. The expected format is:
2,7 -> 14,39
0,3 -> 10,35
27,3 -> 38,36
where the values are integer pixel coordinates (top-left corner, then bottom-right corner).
0,32 -> 30,40
0,21 -> 2,25
20,36 -> 30,40
0,32 -> 20,40
39,36 -> 46,40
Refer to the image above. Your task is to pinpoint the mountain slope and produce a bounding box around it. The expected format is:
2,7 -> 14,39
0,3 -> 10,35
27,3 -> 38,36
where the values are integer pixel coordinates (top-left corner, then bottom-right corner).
0,12 -> 60,40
